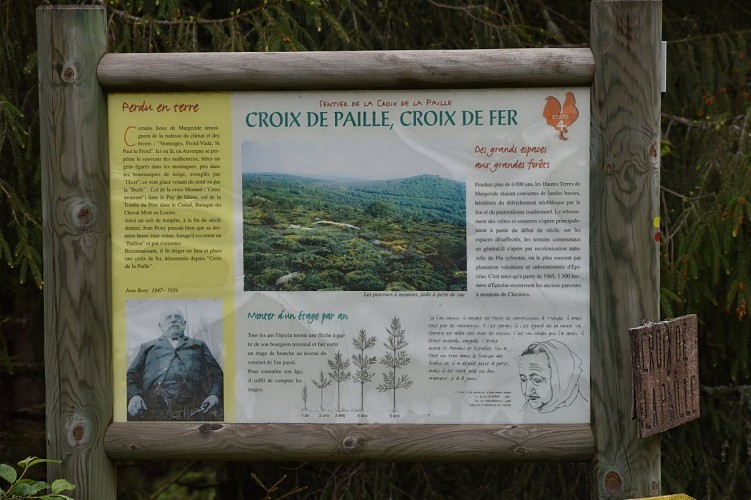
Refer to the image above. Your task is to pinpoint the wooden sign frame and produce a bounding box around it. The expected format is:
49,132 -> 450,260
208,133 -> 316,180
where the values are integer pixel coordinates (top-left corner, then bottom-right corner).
37,2 -> 663,498
104,57 -> 595,460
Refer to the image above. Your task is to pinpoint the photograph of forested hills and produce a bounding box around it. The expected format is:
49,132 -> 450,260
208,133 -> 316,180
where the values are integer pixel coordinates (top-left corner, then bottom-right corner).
242,173 -> 467,291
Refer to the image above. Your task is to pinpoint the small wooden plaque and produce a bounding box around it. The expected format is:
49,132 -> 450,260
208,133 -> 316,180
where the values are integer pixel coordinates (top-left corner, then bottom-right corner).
630,315 -> 700,438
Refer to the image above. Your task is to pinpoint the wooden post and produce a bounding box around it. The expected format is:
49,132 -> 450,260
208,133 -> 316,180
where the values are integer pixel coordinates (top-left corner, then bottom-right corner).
37,6 -> 115,498
590,1 -> 662,498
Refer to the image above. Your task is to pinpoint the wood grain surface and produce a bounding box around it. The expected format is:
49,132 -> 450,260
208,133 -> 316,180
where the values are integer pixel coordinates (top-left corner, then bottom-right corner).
589,1 -> 662,498
105,422 -> 594,462
37,5 -> 116,499
97,48 -> 594,91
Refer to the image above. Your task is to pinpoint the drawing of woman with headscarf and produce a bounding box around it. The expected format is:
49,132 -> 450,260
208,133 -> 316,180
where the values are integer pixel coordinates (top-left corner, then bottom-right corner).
518,339 -> 587,414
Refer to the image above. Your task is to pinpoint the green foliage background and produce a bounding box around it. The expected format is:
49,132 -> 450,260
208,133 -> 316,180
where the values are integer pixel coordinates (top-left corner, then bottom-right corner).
1,0 -> 750,498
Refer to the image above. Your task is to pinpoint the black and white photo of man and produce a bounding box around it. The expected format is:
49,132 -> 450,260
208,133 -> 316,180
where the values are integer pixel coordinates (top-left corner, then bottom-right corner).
126,299 -> 224,421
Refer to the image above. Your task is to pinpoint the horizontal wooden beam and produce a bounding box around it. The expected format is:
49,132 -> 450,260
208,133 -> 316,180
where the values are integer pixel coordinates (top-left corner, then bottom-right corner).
105,422 -> 593,462
97,48 -> 594,91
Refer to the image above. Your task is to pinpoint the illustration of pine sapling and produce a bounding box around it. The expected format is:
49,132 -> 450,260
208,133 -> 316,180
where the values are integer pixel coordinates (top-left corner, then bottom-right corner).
377,316 -> 413,412
301,383 -> 309,411
312,371 -> 332,411
327,351 -> 351,411
352,329 -> 377,412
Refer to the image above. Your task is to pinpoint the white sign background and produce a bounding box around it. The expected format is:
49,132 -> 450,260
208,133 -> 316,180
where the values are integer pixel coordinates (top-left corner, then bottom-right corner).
231,88 -> 590,425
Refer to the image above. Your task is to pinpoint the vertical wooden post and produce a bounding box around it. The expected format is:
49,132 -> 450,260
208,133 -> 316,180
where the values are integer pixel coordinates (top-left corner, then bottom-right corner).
37,6 -> 115,498
590,1 -> 662,499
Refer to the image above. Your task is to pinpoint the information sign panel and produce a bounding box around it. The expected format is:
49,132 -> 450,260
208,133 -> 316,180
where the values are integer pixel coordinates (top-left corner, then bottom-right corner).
109,88 -> 590,425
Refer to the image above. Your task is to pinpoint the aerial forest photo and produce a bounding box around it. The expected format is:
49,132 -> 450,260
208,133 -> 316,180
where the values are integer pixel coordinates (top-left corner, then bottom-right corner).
242,172 -> 467,292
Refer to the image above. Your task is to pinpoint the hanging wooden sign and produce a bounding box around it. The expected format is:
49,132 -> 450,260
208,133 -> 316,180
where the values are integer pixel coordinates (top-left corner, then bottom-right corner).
630,315 -> 700,438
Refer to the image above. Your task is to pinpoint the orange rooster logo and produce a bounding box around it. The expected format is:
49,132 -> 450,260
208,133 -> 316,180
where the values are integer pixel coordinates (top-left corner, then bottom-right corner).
543,92 -> 579,141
